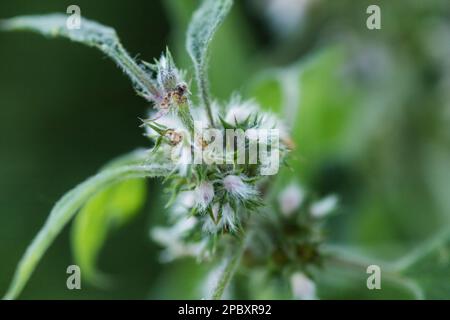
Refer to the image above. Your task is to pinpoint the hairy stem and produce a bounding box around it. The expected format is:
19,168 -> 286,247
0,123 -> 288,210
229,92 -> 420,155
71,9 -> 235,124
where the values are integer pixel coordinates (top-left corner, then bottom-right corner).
110,43 -> 159,98
324,249 -> 425,299
210,237 -> 247,300
391,226 -> 450,272
199,73 -> 215,127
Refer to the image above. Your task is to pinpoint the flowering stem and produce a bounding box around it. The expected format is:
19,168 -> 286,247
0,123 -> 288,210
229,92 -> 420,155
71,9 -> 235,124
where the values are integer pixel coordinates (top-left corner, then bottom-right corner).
210,237 -> 247,300
177,101 -> 195,134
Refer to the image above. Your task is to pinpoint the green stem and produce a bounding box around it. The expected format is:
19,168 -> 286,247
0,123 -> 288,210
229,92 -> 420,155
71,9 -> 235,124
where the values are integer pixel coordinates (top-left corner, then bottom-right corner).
199,73 -> 215,127
324,251 -> 425,299
3,161 -> 171,300
112,44 -> 159,98
210,238 -> 247,300
391,226 -> 450,272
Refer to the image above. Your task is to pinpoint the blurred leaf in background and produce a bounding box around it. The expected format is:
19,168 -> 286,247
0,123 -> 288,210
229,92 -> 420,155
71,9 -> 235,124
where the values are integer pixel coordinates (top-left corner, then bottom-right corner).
1,0 -> 450,299
72,178 -> 147,285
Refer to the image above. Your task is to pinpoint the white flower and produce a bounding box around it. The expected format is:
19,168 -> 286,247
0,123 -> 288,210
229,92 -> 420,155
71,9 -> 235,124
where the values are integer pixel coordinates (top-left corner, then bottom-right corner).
145,112 -> 185,136
195,181 -> 215,210
223,175 -> 257,200
172,191 -> 196,217
219,203 -> 237,232
202,216 -> 219,234
171,142 -> 192,176
151,217 -> 204,262
278,183 -> 304,216
225,99 -> 258,124
290,272 -> 316,300
310,195 -> 338,218
202,203 -> 237,233
203,203 -> 220,234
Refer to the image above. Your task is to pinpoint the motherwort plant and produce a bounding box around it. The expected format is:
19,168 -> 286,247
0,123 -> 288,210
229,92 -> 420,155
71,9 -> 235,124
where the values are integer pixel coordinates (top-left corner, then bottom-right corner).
0,0 -> 339,300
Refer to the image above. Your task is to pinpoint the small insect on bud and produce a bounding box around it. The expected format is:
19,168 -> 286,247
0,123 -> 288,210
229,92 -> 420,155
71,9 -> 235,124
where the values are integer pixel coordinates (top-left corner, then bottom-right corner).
278,183 -> 304,216
173,82 -> 189,105
290,272 -> 316,300
310,195 -> 338,218
223,175 -> 256,200
176,82 -> 188,95
165,129 -> 183,146
195,181 -> 215,211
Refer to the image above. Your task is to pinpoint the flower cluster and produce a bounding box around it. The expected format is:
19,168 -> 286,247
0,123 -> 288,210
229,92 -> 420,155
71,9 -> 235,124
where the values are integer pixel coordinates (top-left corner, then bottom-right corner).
242,181 -> 338,298
143,52 -> 338,301
144,51 -> 290,261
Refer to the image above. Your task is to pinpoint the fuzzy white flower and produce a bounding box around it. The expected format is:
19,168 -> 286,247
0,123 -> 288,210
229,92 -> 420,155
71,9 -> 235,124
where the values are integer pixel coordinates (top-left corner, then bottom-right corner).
172,191 -> 196,217
219,203 -> 237,232
290,272 -> 316,300
171,142 -> 192,176
202,216 -> 219,234
151,217 -> 204,262
310,195 -> 338,218
202,203 -> 237,233
278,183 -> 304,216
195,181 -> 215,210
225,99 -> 258,124
223,175 -> 257,200
145,112 -> 185,136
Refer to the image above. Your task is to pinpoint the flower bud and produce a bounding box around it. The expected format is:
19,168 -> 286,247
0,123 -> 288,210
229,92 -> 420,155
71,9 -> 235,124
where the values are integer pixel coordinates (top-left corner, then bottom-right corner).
219,203 -> 237,232
195,181 -> 215,210
223,175 -> 256,200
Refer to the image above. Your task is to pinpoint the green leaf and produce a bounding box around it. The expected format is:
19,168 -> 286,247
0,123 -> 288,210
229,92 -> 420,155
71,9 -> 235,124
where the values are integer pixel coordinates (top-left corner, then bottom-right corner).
320,228 -> 450,299
396,228 -> 450,299
0,14 -> 158,97
2,151 -> 172,300
186,0 -> 233,124
71,178 -> 147,285
166,0 -> 255,100
313,263 -> 422,300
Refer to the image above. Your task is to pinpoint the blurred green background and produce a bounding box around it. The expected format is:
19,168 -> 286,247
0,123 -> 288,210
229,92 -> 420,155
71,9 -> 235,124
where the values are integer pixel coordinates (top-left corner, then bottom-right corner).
1,0 -> 449,299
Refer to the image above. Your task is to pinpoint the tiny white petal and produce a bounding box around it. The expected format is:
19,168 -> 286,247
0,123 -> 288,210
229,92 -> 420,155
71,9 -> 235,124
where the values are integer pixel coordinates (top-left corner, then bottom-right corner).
278,183 -> 304,216
290,272 -> 316,300
310,195 -> 338,218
